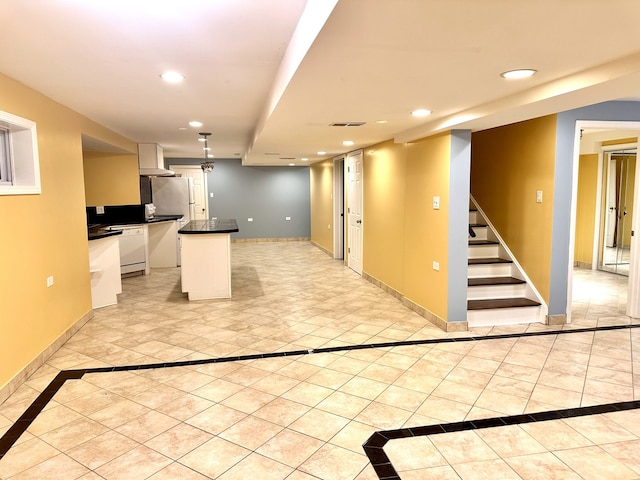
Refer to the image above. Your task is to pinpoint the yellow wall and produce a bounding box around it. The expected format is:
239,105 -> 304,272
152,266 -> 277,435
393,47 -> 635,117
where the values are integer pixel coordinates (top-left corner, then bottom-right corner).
310,159 -> 334,253
574,154 -> 598,265
363,141 -> 407,291
83,151 -> 140,206
0,73 -> 136,391
402,134 -> 451,319
471,115 -> 557,303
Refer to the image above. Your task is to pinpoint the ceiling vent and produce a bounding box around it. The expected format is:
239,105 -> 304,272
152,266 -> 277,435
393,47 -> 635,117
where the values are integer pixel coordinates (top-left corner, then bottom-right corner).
330,122 -> 366,127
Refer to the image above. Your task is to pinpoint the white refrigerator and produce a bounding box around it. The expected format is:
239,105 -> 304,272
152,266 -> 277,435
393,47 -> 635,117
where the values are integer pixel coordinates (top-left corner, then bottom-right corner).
150,176 -> 195,265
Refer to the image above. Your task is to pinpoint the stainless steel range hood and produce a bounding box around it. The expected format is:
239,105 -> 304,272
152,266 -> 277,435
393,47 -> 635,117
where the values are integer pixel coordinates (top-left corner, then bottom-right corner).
138,143 -> 174,176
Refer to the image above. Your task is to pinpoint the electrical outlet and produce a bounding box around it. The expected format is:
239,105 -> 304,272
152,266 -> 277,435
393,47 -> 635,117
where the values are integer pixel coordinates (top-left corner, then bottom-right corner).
285,216 -> 291,221
46,276 -> 54,287
210,192 -> 214,198
96,206 -> 105,214
328,224 -> 331,229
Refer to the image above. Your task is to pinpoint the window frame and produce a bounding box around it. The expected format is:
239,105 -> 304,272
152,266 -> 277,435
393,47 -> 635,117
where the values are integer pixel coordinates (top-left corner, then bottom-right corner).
0,110 -> 40,195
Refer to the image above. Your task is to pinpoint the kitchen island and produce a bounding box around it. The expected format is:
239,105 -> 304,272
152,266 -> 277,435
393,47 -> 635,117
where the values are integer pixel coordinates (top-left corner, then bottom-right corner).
178,219 -> 239,300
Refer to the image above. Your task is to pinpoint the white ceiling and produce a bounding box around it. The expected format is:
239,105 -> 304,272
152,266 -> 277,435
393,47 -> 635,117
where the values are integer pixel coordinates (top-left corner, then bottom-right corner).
2,0 -> 640,165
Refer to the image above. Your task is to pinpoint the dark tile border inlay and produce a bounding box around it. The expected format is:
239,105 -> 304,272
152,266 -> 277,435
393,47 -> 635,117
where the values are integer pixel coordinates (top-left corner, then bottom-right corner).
362,400 -> 640,480
0,323 -> 639,461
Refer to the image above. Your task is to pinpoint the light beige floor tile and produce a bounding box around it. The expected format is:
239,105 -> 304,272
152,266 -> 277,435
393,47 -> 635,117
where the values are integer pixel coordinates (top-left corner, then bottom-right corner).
8,453 -> 89,480
520,419 -> 593,450
40,417 -> 110,452
256,429 -> 324,467
298,443 -> 369,480
185,403 -> 247,435
219,415 -> 283,450
505,452 -> 583,480
553,445 -> 638,480
144,423 -> 213,460
155,393 -> 215,421
397,465 -> 462,479
289,408 -> 350,441
430,431 -> 499,464
385,435 -> 447,471
563,415 -> 638,444
354,401 -> 412,430
452,458 -> 521,480
66,430 -> 139,470
178,437 -> 250,479
147,461 -> 211,479
217,452 -> 293,480
0,438 -> 61,478
253,397 -> 311,426
114,409 -> 180,443
475,425 -> 546,457
329,420 -> 377,453
416,396 -> 472,423
281,381 -> 334,406
95,445 -> 172,480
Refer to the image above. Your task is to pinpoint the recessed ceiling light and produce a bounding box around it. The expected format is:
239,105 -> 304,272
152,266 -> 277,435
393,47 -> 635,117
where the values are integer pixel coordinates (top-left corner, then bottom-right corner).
178,127 -> 187,131
160,71 -> 184,83
411,109 -> 432,117
197,137 -> 206,142
342,140 -> 355,146
317,151 -> 326,155
189,121 -> 203,128
288,163 -> 295,166
375,120 -> 388,124
301,157 -> 309,161
500,69 -> 537,79
207,154 -> 214,158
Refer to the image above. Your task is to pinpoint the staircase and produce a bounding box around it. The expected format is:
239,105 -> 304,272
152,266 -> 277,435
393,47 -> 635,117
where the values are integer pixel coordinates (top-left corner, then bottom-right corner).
467,204 -> 544,327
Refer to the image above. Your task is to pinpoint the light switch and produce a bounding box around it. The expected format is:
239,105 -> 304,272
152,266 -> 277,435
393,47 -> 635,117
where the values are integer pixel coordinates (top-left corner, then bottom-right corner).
432,261 -> 440,271
248,218 -> 253,222
536,190 -> 543,203
285,216 -> 291,221
433,196 -> 440,210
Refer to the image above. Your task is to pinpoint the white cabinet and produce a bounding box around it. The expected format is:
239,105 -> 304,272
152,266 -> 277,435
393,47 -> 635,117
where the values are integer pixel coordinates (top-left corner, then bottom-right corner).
148,221 -> 178,267
89,236 -> 122,308
138,143 -> 164,169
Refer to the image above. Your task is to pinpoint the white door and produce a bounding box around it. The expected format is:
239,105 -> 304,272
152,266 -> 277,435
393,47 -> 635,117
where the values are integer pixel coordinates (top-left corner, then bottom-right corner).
169,166 -> 208,220
347,150 -> 363,275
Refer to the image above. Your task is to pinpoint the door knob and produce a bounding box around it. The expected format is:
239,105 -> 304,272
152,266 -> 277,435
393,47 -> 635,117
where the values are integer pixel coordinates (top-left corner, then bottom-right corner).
356,220 -> 362,224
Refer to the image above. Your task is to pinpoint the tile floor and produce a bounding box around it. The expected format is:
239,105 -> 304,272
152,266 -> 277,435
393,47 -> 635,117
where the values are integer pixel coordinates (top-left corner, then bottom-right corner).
0,242 -> 638,479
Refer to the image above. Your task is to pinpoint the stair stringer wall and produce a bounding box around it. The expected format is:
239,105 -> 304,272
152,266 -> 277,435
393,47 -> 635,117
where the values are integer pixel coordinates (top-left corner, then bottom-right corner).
470,194 -> 548,323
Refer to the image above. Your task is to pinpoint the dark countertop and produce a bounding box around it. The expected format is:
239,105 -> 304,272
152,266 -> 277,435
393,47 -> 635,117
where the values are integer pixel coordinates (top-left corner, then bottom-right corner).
87,215 -> 182,240
178,219 -> 239,234
88,227 -> 122,241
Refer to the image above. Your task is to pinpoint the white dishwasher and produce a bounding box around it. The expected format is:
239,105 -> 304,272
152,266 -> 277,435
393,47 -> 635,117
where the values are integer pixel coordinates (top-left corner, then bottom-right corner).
108,225 -> 148,274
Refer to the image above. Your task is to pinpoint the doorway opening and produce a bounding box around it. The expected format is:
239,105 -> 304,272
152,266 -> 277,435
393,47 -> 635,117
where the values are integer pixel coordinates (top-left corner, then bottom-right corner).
572,122 -> 640,320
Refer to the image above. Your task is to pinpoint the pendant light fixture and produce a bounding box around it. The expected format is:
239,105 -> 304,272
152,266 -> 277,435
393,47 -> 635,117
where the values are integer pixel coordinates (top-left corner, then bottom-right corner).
199,132 -> 214,173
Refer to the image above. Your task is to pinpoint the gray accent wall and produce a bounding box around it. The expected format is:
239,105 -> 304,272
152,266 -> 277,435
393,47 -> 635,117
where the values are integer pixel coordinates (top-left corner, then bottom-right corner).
448,130 -> 472,323
552,101 -> 640,315
167,158 -> 310,239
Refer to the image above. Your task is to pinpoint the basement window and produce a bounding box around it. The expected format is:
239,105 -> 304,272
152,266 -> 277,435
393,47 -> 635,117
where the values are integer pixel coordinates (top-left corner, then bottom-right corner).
0,110 -> 41,195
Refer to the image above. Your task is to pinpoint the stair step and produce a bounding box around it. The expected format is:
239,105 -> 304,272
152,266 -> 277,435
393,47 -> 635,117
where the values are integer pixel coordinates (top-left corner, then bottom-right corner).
469,239 -> 498,246
467,297 -> 541,310
468,277 -> 525,286
468,257 -> 512,265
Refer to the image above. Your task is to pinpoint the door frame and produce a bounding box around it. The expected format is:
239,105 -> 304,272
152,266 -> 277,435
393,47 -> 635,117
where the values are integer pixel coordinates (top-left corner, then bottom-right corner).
571,121 -> 640,319
333,155 -> 345,260
168,165 -> 209,220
